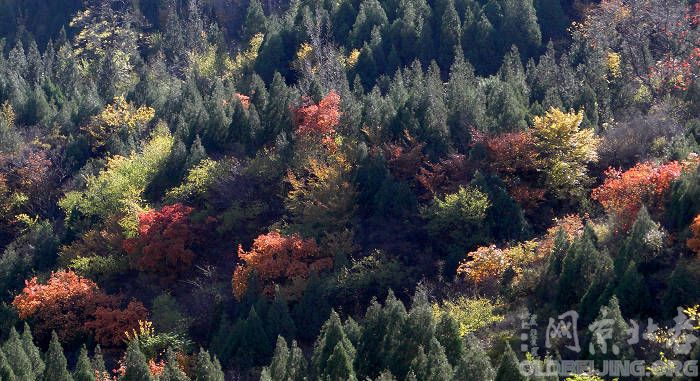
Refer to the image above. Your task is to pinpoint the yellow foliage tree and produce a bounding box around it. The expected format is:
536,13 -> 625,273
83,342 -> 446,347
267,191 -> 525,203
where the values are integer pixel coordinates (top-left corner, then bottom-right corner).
83,96 -> 155,153
532,108 -> 600,198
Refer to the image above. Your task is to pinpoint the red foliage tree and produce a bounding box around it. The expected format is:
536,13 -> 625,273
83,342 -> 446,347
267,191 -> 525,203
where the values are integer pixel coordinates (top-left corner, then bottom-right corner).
11,271 -> 145,346
123,203 -> 196,280
232,231 -> 332,300
86,301 -> 148,347
293,91 -> 341,139
591,160 -> 685,230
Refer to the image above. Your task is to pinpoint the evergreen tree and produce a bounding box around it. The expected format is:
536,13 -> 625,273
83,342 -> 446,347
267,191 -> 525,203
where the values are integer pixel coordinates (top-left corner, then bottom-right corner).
123,341 -> 153,381
455,334 -> 496,381
243,0 -> 268,42
435,314 -> 464,367
494,344 -> 526,381
265,337 -> 289,381
424,338 -> 453,381
266,292 -> 296,345
20,323 -> 44,378
312,310 -> 356,380
43,332 -> 72,381
186,135 -> 207,169
73,346 -> 95,381
438,0 -> 461,71
0,348 -> 17,381
1,328 -> 31,381
160,348 -> 190,381
92,345 -> 107,379
293,274 -> 331,342
614,261 -> 651,317
194,349 -> 224,381
588,296 -> 633,362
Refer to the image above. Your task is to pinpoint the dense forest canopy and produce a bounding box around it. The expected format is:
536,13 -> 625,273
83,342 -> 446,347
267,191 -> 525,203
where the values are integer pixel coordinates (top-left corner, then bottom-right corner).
1,0 -> 700,380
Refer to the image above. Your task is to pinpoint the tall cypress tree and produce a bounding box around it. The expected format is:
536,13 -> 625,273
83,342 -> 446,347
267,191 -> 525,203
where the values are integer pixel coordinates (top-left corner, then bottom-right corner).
73,346 -> 95,381
194,349 -> 224,381
438,0 -> 461,70
20,323 -> 44,378
2,328 -> 31,380
455,334 -> 496,381
242,0 -> 268,42
92,345 -> 108,379
0,348 -> 17,381
494,344 -> 526,381
160,348 -> 190,381
312,310 -> 356,381
43,332 -> 72,381
123,341 -> 153,381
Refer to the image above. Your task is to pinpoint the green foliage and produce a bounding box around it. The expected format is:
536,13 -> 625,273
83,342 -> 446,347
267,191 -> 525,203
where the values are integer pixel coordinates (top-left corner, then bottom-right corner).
194,349 -> 224,381
494,345 -> 526,381
43,332 -> 73,381
123,341 -> 154,381
312,310 -> 357,381
20,323 -> 43,378
160,348 -> 190,381
73,346 -> 96,381
60,129 -> 174,235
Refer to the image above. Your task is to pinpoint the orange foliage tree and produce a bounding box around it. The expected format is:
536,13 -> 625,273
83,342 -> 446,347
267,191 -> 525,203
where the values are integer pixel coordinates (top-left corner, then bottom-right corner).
232,231 -> 333,300
687,214 -> 700,255
591,161 -> 686,230
293,91 -> 341,139
456,241 -> 539,286
123,203 -> 196,280
12,271 -> 146,346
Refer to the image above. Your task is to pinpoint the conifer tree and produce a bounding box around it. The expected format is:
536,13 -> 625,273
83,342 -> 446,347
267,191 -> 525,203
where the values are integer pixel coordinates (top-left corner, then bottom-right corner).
160,348 -> 190,381
265,337 -> 289,381
2,328 -> 31,380
73,346 -> 95,381
0,348 -> 16,381
43,332 -> 72,381
194,349 -> 224,381
435,314 -> 464,367
123,341 -> 153,381
243,0 -> 268,42
312,310 -> 356,380
266,292 -> 296,345
424,338 -> 453,381
455,334 -> 496,381
494,344 -> 526,381
20,323 -> 44,378
92,345 -> 107,379
438,0 -> 461,70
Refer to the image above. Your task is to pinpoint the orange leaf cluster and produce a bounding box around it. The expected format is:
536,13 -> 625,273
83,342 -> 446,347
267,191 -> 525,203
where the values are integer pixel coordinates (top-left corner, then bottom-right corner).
236,93 -> 251,109
232,232 -> 332,300
416,154 -> 471,199
123,203 -> 196,280
591,161 -> 684,230
457,241 -> 539,286
537,214 -> 585,258
687,214 -> 700,255
293,91 -> 341,138
11,271 -> 146,346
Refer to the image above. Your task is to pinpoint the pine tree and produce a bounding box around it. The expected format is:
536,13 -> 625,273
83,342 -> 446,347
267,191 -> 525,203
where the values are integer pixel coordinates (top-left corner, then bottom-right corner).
424,338 -> 453,381
0,348 -> 17,381
438,0 -> 461,71
20,323 -> 44,378
494,344 -> 526,381
324,342 -> 358,381
588,296 -> 633,362
614,261 -> 651,317
266,292 -> 296,346
435,314 -> 464,367
194,349 -> 224,381
73,346 -> 95,381
123,341 -> 153,381
186,135 -> 207,169
43,332 -> 72,381
312,310 -> 356,380
265,337 -> 289,381
455,334 -> 496,381
92,345 -> 108,379
243,0 -> 268,42
160,348 -> 190,381
2,328 -> 32,380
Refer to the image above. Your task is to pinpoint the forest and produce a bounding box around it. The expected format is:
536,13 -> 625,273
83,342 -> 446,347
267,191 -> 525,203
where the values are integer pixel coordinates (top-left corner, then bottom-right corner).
0,0 -> 700,380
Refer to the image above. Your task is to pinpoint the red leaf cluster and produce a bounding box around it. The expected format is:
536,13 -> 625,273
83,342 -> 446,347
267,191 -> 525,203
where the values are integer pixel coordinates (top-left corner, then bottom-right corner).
123,203 -> 196,280
232,231 -> 332,300
591,161 -> 683,230
293,91 -> 341,138
12,271 -> 146,346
